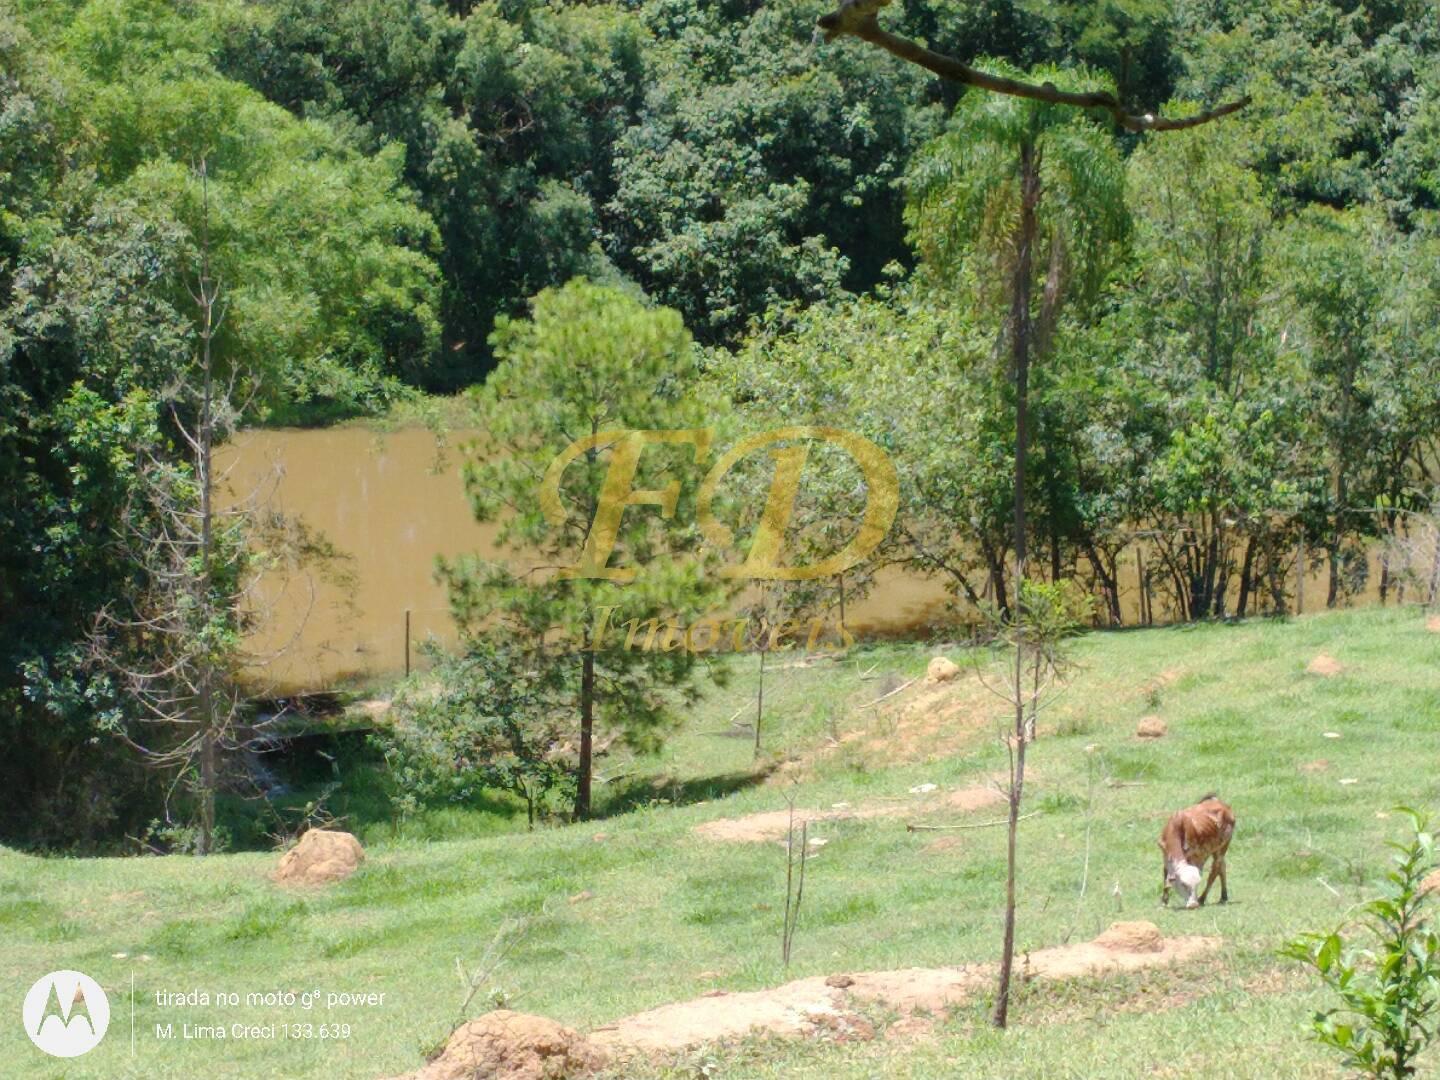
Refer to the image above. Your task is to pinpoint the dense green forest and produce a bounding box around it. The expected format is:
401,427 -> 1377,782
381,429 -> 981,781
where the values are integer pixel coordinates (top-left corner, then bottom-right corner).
3,0 -> 1440,849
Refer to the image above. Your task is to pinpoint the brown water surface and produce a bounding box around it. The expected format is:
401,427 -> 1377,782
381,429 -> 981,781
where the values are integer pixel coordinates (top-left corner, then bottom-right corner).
222,427 -> 1390,692
222,427 -> 952,690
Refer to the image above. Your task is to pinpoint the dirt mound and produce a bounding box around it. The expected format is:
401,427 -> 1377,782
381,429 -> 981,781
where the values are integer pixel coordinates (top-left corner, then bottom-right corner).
1135,716 -> 1167,739
392,1011 -> 606,1080
272,829 -> 365,887
926,656 -> 960,683
1306,653 -> 1343,677
1093,921 -> 1164,953
1427,615 -> 1440,634
590,922 -> 1215,1057
1027,921 -> 1212,981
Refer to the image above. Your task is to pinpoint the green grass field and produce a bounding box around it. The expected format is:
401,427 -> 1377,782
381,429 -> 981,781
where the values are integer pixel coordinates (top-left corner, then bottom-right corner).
5,606 -> 1440,1078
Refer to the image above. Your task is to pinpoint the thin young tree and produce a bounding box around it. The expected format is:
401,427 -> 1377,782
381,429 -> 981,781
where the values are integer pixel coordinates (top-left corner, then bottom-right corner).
814,2 -> 1250,1026
711,448 -> 868,756
740,578 -> 834,757
907,76 -> 1128,1025
89,161 -> 336,853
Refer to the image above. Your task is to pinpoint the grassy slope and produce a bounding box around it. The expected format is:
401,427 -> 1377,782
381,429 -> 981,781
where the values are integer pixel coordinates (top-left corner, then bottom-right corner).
4,606 -> 1439,1079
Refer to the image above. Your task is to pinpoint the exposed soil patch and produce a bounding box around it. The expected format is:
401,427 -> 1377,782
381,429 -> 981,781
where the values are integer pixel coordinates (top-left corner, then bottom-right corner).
1306,653 -> 1344,677
589,922 -> 1217,1058
944,786 -> 1005,812
1299,759 -> 1330,774
872,677 -> 996,762
590,977 -> 851,1054
839,965 -> 991,1014
1427,615 -> 1440,634
387,1010 -> 607,1080
693,808 -> 843,844
693,784 -> 1003,844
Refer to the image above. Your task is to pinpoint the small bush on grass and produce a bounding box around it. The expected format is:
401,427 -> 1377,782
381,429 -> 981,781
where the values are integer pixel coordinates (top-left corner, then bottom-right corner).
374,641 -> 574,829
1283,809 -> 1440,1079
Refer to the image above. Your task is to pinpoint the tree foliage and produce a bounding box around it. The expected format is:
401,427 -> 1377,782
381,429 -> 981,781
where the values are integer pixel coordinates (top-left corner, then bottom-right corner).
439,279 -> 731,818
9,0 -> 1440,850
378,642 -> 575,828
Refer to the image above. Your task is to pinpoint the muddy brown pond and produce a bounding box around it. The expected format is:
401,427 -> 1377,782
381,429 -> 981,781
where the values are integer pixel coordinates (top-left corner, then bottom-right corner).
222,426 -> 1388,693
220,427 -> 955,692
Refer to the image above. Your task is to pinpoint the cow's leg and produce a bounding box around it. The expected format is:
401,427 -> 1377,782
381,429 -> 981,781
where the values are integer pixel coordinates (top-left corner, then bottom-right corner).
1160,866 -> 1170,907
1197,858 -> 1220,906
1218,856 -> 1229,904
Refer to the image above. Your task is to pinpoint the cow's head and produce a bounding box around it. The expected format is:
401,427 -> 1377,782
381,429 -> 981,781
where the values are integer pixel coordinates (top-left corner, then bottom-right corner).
1165,859 -> 1202,908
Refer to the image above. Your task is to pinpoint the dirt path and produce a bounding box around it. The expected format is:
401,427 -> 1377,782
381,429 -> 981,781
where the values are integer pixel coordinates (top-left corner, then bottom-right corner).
386,924 -> 1219,1078
590,921 -> 1216,1056
692,784 -> 1006,843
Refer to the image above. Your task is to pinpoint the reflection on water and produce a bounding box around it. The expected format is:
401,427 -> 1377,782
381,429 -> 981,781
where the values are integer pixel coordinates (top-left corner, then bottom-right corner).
222,427 -> 1389,692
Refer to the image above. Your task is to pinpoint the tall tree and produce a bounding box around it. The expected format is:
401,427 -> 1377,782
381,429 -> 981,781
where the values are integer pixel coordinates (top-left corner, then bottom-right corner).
220,0 -> 646,389
814,0 -> 1248,1027
1172,0 -> 1440,212
1279,208 -> 1440,608
0,10 -> 193,846
1116,122 -> 1297,620
18,0 -> 444,419
716,287 -> 1016,616
88,162 -> 333,853
0,4 -> 437,847
440,279 -> 729,819
1020,0 -> 1178,108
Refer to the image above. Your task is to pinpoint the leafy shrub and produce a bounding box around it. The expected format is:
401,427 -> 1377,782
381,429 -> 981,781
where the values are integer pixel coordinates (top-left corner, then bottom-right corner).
374,641 -> 575,828
1283,809 -> 1440,1078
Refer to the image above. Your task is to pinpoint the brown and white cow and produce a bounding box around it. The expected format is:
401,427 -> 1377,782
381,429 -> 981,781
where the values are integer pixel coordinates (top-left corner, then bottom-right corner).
1158,793 -> 1234,909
